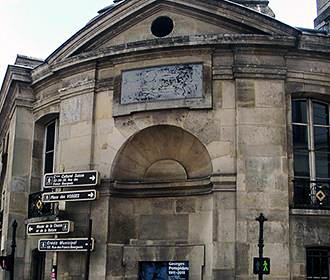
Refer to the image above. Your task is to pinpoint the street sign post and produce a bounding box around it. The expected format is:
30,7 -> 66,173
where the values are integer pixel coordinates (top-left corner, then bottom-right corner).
38,238 -> 94,252
27,221 -> 74,236
254,213 -> 269,279
44,170 -> 99,188
42,190 -> 97,203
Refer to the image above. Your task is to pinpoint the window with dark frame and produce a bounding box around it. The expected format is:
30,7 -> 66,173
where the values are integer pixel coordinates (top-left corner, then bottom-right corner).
27,118 -> 57,219
306,248 -> 330,279
43,120 -> 56,174
292,99 -> 330,208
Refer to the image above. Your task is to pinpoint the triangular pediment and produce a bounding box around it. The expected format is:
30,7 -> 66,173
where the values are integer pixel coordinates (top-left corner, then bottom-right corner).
79,3 -> 266,53
46,0 -> 301,63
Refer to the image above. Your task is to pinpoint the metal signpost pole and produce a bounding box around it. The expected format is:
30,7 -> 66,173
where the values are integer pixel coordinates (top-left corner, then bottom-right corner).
85,219 -> 92,280
52,252 -> 57,280
256,213 -> 267,280
52,187 -> 61,280
10,220 -> 17,280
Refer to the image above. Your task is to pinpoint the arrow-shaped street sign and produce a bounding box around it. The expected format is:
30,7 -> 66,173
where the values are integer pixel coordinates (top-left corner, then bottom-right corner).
27,220 -> 74,236
42,190 -> 98,203
38,238 -> 94,252
44,170 -> 99,188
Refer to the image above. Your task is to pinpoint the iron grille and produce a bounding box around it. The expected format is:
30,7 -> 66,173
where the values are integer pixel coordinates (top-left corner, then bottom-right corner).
293,179 -> 330,209
28,192 -> 54,219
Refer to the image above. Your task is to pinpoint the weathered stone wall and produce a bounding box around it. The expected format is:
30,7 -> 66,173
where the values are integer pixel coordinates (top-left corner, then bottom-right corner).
107,195 -> 213,280
290,214 -> 330,280
25,46 -> 328,280
29,47 -> 237,279
0,92 -> 35,280
236,77 -> 290,279
285,52 -> 330,280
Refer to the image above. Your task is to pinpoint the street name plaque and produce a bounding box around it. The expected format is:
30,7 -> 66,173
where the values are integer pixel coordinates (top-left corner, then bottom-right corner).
38,238 -> 94,252
42,190 -> 97,203
27,220 -> 73,236
44,170 -> 99,188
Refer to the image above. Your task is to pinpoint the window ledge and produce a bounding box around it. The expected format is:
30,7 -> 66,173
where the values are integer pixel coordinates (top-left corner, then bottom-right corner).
110,178 -> 212,197
290,208 -> 330,216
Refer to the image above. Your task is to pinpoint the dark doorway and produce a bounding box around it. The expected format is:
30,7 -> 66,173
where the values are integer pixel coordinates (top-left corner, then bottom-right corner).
31,249 -> 45,280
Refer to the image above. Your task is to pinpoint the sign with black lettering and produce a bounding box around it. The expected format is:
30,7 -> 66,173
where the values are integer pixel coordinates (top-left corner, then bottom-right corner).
253,257 -> 270,275
139,261 -> 189,280
44,170 -> 99,188
42,190 -> 97,203
27,221 -> 73,236
38,238 -> 94,252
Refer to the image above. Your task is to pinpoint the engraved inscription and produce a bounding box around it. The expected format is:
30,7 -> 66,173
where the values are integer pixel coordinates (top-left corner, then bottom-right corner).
121,64 -> 203,104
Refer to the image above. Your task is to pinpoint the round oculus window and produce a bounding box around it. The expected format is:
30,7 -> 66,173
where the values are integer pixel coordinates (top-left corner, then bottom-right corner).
151,16 -> 174,37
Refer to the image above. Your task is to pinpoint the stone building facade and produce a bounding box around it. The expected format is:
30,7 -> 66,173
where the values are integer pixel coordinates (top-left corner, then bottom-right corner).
0,0 -> 330,279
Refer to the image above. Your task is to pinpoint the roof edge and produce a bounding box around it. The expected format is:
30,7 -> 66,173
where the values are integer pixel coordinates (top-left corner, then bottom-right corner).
42,0 -> 302,65
0,64 -> 32,105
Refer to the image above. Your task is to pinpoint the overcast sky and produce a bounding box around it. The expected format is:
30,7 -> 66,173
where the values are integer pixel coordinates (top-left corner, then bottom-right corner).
0,0 -> 317,85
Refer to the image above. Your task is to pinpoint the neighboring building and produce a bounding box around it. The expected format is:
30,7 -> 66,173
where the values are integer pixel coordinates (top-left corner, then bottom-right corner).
315,0 -> 330,31
0,0 -> 330,279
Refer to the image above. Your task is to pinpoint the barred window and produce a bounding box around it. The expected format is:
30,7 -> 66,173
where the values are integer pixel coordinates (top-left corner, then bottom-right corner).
307,248 -> 330,279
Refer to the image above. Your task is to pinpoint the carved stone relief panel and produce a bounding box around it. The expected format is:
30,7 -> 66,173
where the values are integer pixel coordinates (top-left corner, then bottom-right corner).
121,64 -> 203,104
112,54 -> 212,117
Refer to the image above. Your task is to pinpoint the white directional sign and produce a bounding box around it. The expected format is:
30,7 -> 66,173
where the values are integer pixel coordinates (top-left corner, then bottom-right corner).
38,238 -> 94,252
42,190 -> 97,203
44,170 -> 99,188
27,220 -> 74,236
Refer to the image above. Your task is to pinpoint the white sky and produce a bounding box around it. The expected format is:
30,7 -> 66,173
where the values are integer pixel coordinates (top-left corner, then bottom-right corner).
0,0 -> 317,85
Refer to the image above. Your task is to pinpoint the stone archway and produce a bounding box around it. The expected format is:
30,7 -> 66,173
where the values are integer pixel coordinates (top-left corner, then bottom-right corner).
111,125 -> 212,183
108,126 -> 213,280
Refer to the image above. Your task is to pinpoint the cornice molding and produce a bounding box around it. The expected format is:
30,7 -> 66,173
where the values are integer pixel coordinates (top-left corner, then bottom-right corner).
32,34 -> 297,85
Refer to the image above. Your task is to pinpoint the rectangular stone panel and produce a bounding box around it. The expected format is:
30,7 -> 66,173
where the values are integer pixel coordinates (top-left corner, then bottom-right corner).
138,215 -> 188,240
121,64 -> 203,104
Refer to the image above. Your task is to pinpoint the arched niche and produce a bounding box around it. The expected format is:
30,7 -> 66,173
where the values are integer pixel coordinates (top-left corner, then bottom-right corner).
111,125 -> 212,196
